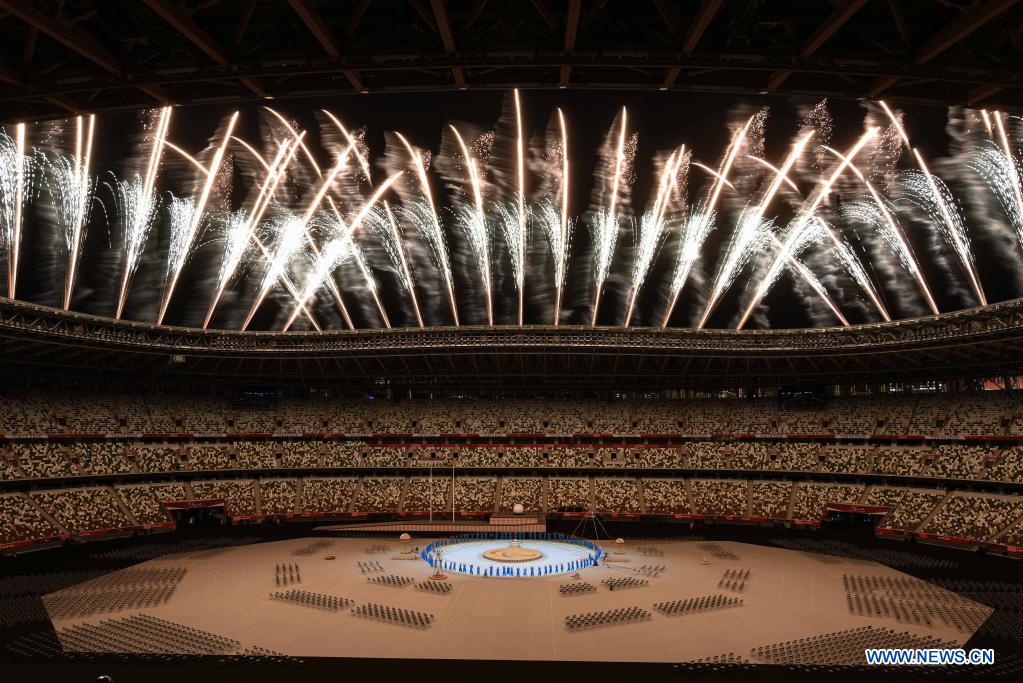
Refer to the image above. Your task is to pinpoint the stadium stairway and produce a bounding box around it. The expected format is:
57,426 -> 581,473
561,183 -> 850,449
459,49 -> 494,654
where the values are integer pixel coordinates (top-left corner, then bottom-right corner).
916,491 -> 952,532
989,508 -> 1023,543
785,484 -> 797,520
347,480 -> 361,514
111,487 -> 139,527
397,478 -> 409,513
683,479 -> 696,515
492,478 -> 503,514
294,480 -> 304,513
27,493 -> 67,535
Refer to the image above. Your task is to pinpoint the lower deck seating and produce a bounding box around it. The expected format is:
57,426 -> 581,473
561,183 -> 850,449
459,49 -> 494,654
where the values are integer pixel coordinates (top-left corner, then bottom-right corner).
3,478 -> 1022,555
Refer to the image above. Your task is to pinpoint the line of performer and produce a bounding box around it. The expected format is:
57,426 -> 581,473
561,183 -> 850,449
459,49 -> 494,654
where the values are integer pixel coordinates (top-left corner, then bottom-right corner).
432,557 -> 594,577
420,531 -> 606,577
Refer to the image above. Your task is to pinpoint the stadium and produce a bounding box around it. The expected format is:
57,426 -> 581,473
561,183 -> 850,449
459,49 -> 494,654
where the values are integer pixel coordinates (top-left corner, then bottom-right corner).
3,1 -> 1023,681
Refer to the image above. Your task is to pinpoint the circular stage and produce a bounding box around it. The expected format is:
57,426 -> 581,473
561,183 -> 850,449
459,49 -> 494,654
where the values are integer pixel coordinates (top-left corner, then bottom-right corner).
481,541 -> 544,563
429,538 -> 597,577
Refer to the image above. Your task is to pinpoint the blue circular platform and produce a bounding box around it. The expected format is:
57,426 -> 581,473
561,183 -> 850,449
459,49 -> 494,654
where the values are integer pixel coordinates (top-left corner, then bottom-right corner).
423,535 -> 602,578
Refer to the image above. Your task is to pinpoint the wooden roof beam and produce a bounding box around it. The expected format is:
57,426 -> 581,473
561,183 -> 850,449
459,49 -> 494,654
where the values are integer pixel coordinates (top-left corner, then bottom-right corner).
683,0 -> 727,53
766,0 -> 868,92
430,0 -> 466,88
232,0 -> 258,43
461,0 -> 488,30
887,0 -> 911,44
969,83 -> 1004,104
142,0 -> 265,97
560,0 -> 581,87
664,0 -> 726,88
652,0 -> 679,33
347,0 -> 372,37
800,0 -> 868,57
530,0 -> 557,31
0,63 -> 20,85
286,0 -> 364,91
0,0 -> 169,106
917,0 -> 1019,64
873,0 -> 1020,96
0,0 -> 120,73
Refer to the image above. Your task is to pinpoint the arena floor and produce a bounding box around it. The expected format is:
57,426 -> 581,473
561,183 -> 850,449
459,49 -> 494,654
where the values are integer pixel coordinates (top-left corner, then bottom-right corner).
45,536 -> 990,663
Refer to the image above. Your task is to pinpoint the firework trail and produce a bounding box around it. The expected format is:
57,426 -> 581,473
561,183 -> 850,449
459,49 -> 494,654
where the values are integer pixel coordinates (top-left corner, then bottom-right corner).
787,248 -> 851,326
513,89 -> 528,325
205,137 -> 302,328
663,211 -> 713,323
968,112 -> 1023,257
395,132 -> 460,326
554,109 -> 571,324
881,101 -> 987,306
625,147 -> 685,326
535,199 -> 572,326
8,99 -> 1023,333
736,128 -> 878,329
590,108 -> 631,326
1,123 -> 29,299
323,110 -> 424,327
242,148 -> 357,329
157,111 -> 238,324
287,175 -> 400,331
685,117 -> 766,329
816,217 -> 891,321
289,237 -> 359,328
450,124 -> 493,324
240,145 -> 355,330
896,167 -> 984,305
242,214 -> 313,331
283,173 -> 400,330
115,106 -> 171,319
826,144 -> 939,315
44,115 -> 96,309
263,110 -> 382,328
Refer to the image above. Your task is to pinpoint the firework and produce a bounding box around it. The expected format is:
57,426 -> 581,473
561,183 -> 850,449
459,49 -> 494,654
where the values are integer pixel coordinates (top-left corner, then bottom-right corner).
513,89 -> 528,325
157,111 -> 238,324
968,112 -> 1023,263
450,125 -> 493,324
205,136 -> 302,328
115,107 -> 171,319
396,132 -> 460,326
591,108 -> 630,326
817,217 -> 891,321
554,109 -> 571,324
242,214 -> 313,331
5,98 -> 1023,334
323,110 -> 423,327
687,117 -> 766,329
625,148 -> 685,326
826,145 -> 939,315
283,173 -> 400,330
881,101 -> 987,306
262,114 -> 381,327
736,128 -> 879,329
1,123 -> 29,299
44,115 -> 96,309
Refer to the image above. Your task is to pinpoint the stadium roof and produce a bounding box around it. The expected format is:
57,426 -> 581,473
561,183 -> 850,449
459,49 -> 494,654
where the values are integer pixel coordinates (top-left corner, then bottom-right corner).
2,297 -> 1022,390
2,0 -> 1023,120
